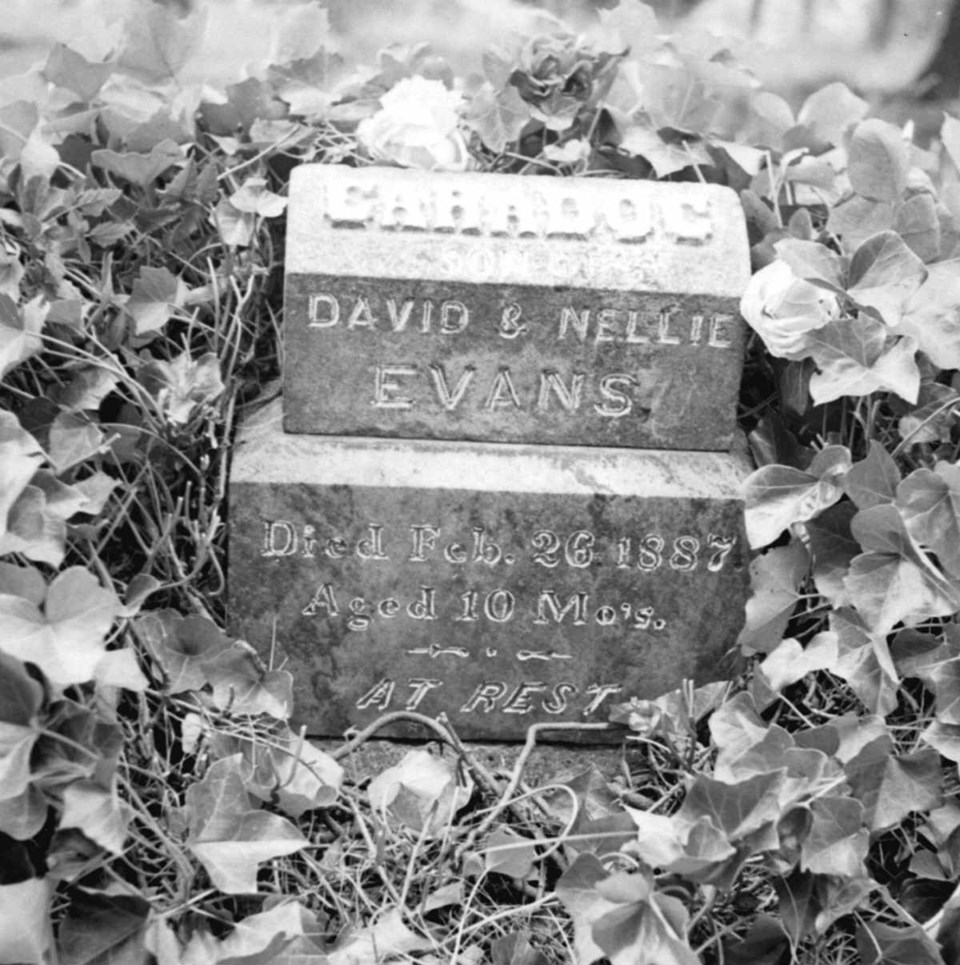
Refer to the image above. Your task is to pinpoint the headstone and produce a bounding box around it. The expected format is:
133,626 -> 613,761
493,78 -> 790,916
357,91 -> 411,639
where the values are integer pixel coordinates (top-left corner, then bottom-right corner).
229,165 -> 752,741
230,404 -> 749,739
283,166 -> 747,451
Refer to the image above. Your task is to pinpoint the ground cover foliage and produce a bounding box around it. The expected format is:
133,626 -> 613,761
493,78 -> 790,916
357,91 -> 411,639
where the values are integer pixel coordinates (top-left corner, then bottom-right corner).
2,0 -> 960,961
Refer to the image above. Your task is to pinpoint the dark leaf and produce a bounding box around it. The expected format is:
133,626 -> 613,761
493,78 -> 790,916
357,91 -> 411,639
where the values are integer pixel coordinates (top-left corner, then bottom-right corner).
58,889 -> 149,965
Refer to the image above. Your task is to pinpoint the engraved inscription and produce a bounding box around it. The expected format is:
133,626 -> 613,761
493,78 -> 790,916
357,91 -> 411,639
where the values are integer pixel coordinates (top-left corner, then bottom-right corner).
320,177 -> 709,245
353,677 -> 623,717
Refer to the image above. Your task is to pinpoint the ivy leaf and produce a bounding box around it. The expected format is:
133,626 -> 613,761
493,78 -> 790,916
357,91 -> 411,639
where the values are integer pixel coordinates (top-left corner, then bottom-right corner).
125,266 -> 187,337
676,772 -> 784,842
828,195 -> 896,253
773,239 -> 845,291
806,317 -> 920,405
844,440 -> 900,510
185,754 -> 307,894
737,542 -> 809,654
894,192 -> 941,262
743,445 -> 851,548
0,878 -> 53,965
57,891 -> 149,965
135,610 -> 224,692
899,260 -> 960,368
48,412 -> 104,473
465,82 -> 532,153
591,889 -> 699,965
138,351 -> 224,426
896,631 -> 960,725
856,921 -> 946,965
0,567 -> 121,687
795,81 -> 868,147
847,119 -> 909,202
620,126 -> 711,178
91,139 -> 183,188
227,177 -> 287,217
844,736 -> 942,832
0,786 -> 47,840
0,652 -> 42,802
117,1 -> 205,82
897,462 -> 960,577
899,382 -> 960,447
829,609 -> 900,716
483,827 -> 537,878
556,854 -> 620,965
0,411 -> 44,542
60,779 -> 131,855
249,732 -> 342,817
800,796 -> 868,877
49,366 -> 120,413
844,504 -> 960,633
180,901 -> 313,964
846,231 -> 927,326
807,501 -> 859,607
0,484 -> 66,566
0,293 -> 47,378
42,45 -> 113,101
327,907 -> 432,965
367,749 -> 473,837
758,635 -> 835,692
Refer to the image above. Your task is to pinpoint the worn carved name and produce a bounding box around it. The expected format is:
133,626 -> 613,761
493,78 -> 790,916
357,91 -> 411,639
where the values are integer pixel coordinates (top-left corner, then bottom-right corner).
321,178 -> 714,245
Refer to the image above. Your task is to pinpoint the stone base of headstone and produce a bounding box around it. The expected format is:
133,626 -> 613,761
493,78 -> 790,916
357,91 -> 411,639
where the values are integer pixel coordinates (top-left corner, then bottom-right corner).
228,399 -> 750,742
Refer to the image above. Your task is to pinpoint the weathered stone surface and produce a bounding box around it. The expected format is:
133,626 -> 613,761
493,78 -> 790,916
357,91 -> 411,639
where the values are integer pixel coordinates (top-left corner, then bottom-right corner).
283,165 -> 750,451
229,400 -> 750,741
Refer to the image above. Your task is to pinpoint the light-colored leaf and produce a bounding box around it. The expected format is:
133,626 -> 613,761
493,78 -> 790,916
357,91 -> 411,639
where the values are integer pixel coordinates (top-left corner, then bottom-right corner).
228,177 -> 287,218
556,854 -> 630,965
43,44 -> 113,101
847,118 -> 909,202
465,82 -> 531,154
118,1 -> 205,82
47,412 -> 104,473
796,82 -> 868,147
0,567 -> 121,687
758,634 -> 836,692
801,796 -> 868,877
180,901 -> 311,965
830,609 -> 900,716
846,230 -> 927,326
737,541 -> 809,654
327,907 -> 432,965
844,440 -> 900,509
138,351 -> 224,426
0,878 -> 53,965
185,754 -> 307,894
368,749 -> 472,837
844,736 -> 942,832
844,504 -> 960,633
60,780 -> 130,855
483,827 -> 537,878
900,260 -> 960,369
125,266 -> 187,337
91,139 -> 184,187
807,317 -> 920,405
0,293 -> 47,378
744,446 -> 851,548
897,462 -> 960,578
0,411 -> 43,542
856,920 -> 945,965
